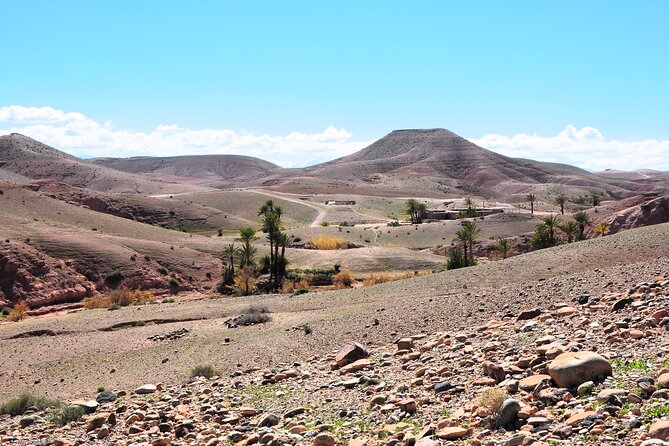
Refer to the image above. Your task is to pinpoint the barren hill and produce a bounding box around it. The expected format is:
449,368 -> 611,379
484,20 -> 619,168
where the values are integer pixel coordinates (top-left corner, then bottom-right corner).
93,154 -> 280,187
284,128 -> 651,198
0,134 -> 206,194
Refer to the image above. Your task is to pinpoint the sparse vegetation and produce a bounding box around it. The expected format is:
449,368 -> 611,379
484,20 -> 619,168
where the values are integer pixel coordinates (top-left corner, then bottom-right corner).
309,235 -> 349,250
233,305 -> 272,326
478,387 -> 507,422
7,301 -> 29,321
49,405 -> 85,426
333,269 -> 355,289
190,364 -> 219,379
104,271 -> 124,287
0,393 -> 60,416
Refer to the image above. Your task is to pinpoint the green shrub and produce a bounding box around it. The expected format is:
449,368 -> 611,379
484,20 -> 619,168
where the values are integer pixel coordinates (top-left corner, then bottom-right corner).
49,405 -> 84,426
0,393 -> 61,416
104,271 -> 124,287
190,364 -> 219,379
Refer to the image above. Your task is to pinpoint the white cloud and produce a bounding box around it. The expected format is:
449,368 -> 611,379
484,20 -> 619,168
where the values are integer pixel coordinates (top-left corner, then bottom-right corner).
0,105 -> 373,167
472,125 -> 669,172
1,106 -> 666,171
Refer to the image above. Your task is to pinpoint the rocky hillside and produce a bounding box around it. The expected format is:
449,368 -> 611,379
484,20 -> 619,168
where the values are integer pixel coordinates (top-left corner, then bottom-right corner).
603,194 -> 669,234
3,276 -> 669,445
0,240 -> 95,308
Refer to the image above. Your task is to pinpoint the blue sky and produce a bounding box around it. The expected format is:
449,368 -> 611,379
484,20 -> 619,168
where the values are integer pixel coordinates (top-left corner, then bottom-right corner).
1,1 -> 668,169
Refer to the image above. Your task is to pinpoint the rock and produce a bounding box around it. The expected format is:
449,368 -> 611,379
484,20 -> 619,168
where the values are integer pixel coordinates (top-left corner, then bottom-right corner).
577,381 -> 595,396
340,358 -> 373,374
284,407 -> 307,418
434,382 -> 453,393
20,415 -> 41,427
397,398 -> 417,413
548,351 -> 612,388
397,338 -> 414,350
597,388 -> 629,402
135,384 -> 158,394
496,398 -> 521,427
612,297 -> 633,311
369,394 -> 387,407
96,391 -> 117,404
650,421 -> 669,440
642,440 -> 669,446
335,342 -> 369,367
259,413 -> 280,427
565,410 -> 597,427
75,399 -> 99,413
483,361 -> 506,383
96,426 -> 109,439
519,374 -> 551,391
314,433 -> 336,446
86,414 -> 108,431
437,427 -> 468,440
517,308 -> 541,320
240,407 -> 257,416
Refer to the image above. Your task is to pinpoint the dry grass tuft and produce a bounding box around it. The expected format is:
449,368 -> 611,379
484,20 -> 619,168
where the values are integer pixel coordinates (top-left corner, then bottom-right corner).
309,235 -> 349,250
7,301 -> 29,322
333,270 -> 355,289
477,387 -> 506,419
281,279 -> 310,294
83,288 -> 155,309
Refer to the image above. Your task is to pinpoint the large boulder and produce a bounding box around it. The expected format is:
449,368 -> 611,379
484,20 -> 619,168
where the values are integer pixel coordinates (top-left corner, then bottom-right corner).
548,351 -> 612,388
335,342 -> 369,367
650,421 -> 669,441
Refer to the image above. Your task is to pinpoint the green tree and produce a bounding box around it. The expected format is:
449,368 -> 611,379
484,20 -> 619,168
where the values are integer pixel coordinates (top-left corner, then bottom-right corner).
525,193 -> 537,215
405,199 -> 427,224
446,247 -> 467,270
258,200 -> 288,290
573,211 -> 591,241
560,220 -> 579,243
493,238 -> 513,259
542,214 -> 562,247
236,227 -> 258,267
555,194 -> 566,215
460,197 -> 477,218
455,220 -> 480,266
222,243 -> 239,286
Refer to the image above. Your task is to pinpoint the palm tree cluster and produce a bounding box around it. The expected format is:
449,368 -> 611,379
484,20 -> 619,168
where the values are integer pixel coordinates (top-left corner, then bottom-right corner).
459,197 -> 477,218
221,227 -> 259,292
259,200 -> 291,291
530,212 -> 592,250
405,198 -> 427,224
449,220 -> 481,269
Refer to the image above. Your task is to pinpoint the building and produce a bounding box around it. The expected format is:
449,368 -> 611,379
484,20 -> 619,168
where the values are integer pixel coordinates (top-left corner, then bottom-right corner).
325,200 -> 356,205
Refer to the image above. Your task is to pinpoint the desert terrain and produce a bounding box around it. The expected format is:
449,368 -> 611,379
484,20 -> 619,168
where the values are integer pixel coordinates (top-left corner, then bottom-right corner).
1,130 -> 669,445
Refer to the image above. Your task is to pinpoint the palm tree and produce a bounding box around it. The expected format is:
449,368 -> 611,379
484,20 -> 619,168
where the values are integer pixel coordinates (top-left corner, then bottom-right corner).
525,193 -> 537,215
560,220 -> 579,243
542,214 -> 562,246
493,238 -> 513,259
236,227 -> 258,267
555,194 -> 566,215
222,243 -> 239,285
455,220 -> 481,266
462,197 -> 476,217
573,211 -> 591,241
258,200 -> 286,290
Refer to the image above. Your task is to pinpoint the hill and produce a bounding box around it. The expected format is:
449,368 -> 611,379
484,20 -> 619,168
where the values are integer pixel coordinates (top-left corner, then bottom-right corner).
0,134 -> 206,194
258,129 -> 651,199
93,154 -> 280,187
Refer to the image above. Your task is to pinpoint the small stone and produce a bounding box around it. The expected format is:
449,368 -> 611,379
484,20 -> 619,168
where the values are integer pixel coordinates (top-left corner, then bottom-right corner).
314,433 -> 336,446
496,398 -> 521,427
437,426 -> 468,440
135,384 -> 157,394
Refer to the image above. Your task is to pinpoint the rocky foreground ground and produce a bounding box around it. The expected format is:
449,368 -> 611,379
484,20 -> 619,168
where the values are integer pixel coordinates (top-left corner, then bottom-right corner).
2,275 -> 669,446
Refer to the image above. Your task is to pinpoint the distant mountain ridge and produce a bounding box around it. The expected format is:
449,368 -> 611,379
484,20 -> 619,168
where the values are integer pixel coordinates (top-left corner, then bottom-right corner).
2,129 -> 667,198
